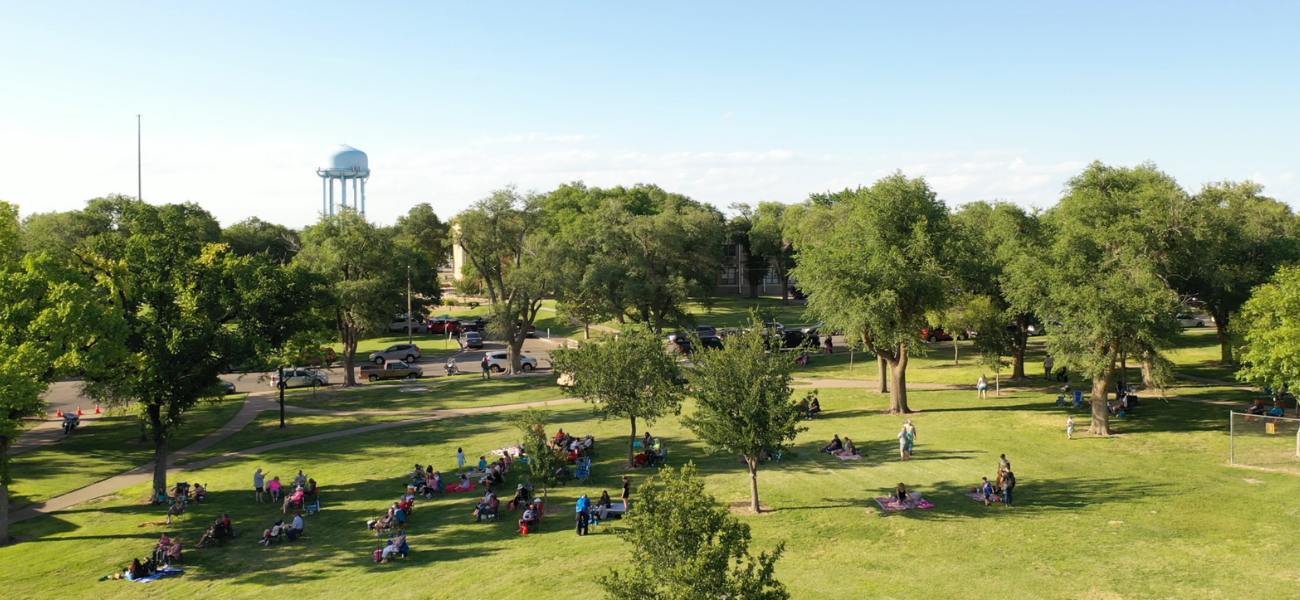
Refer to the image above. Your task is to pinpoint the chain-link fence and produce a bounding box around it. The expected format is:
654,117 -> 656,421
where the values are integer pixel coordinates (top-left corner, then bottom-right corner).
1230,411 -> 1300,474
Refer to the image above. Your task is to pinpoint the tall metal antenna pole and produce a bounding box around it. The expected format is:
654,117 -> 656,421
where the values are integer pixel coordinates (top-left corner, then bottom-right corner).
137,115 -> 142,201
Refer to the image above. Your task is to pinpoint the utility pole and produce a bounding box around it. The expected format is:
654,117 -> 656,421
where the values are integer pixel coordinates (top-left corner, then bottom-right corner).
137,115 -> 142,201
407,265 -> 413,344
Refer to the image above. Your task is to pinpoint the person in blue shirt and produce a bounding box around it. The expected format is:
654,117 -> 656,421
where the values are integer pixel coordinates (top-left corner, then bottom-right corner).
394,504 -> 406,524
479,456 -> 488,471
574,494 -> 592,536
980,477 -> 995,506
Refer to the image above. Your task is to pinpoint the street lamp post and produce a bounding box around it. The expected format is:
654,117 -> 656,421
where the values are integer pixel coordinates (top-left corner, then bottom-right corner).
407,265 -> 413,345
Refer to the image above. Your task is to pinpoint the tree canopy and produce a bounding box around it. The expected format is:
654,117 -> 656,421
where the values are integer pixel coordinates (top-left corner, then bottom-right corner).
599,464 -> 788,600
790,172 -> 955,413
550,325 -> 683,465
684,319 -> 805,513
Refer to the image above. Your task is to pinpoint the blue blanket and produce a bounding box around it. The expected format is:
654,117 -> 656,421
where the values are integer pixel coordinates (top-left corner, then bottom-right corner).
133,568 -> 184,583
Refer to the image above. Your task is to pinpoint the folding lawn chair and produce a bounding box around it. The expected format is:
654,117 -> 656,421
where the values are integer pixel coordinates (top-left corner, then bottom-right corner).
305,494 -> 322,515
574,460 -> 592,485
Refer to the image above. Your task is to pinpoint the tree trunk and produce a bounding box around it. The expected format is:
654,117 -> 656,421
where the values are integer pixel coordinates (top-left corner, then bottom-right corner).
1011,315 -> 1028,379
628,416 -> 637,467
747,458 -> 761,513
1140,351 -> 1156,389
780,273 -> 790,306
583,323 -> 590,340
748,280 -> 759,299
1214,315 -> 1233,364
953,338 -> 959,365
1088,354 -> 1116,436
877,356 -> 889,394
153,435 -> 169,497
887,344 -> 911,414
1,439 -> 10,546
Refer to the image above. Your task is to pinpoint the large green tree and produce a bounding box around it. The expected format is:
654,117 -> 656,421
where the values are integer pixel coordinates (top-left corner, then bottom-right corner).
1233,265 -> 1300,398
599,464 -> 788,600
0,201 -> 126,545
750,201 -> 800,304
790,172 -> 955,413
221,217 -> 301,264
543,182 -> 726,332
394,202 -> 452,272
684,320 -> 805,513
65,198 -> 315,495
550,325 -> 683,465
1036,162 -> 1185,435
1175,181 -> 1300,364
952,201 -> 1049,378
297,209 -> 420,385
455,188 -> 562,372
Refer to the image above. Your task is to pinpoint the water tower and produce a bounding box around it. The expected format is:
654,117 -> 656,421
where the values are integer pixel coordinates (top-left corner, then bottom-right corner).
317,145 -> 370,216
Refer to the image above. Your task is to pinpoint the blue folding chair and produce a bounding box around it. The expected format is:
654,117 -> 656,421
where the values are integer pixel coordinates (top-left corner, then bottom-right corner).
574,460 -> 592,484
305,494 -> 322,515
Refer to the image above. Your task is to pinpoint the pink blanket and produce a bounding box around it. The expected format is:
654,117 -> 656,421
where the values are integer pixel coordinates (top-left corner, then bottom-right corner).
445,482 -> 477,493
874,496 -> 935,511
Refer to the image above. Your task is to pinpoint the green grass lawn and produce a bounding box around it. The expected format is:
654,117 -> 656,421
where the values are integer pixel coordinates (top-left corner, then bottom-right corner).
281,377 -> 570,412
1166,327 -> 1240,383
7,381 -> 1300,599
7,397 -> 245,510
176,410 -> 417,465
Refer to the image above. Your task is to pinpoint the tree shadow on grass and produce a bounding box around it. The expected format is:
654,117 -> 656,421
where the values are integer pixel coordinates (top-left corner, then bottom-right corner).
854,475 -> 1166,522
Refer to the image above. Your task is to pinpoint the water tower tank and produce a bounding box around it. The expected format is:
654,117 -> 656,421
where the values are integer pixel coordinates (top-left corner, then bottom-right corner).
330,145 -> 369,170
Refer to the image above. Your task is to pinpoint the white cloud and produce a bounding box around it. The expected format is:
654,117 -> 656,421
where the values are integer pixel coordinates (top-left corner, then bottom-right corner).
2,131 -> 1293,229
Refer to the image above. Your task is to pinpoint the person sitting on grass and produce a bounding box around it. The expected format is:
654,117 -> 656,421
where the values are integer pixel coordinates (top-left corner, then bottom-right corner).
217,513 -> 234,538
268,476 -> 282,502
283,486 -> 306,513
808,396 -> 822,417
519,506 -> 538,532
820,434 -> 843,454
123,558 -> 150,581
293,470 -> 307,488
381,531 -> 408,562
509,484 -> 531,510
833,437 -> 860,457
165,494 -> 186,523
164,539 -> 182,566
475,493 -> 499,522
192,483 -> 207,503
153,534 -> 171,564
410,464 -> 425,481
285,511 -> 305,541
261,519 -> 285,546
393,503 -> 407,525
1269,402 -> 1287,417
895,483 -> 910,504
196,520 -> 225,548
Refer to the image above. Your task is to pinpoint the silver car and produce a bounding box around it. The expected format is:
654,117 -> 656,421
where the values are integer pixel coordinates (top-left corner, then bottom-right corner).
369,343 -> 422,365
269,368 -> 330,389
483,351 -> 537,373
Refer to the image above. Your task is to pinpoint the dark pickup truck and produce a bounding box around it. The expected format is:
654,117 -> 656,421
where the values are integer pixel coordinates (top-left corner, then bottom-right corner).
358,361 -> 423,382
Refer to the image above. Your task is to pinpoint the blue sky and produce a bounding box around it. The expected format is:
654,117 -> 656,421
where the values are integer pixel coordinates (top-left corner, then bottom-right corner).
2,1 -> 1297,227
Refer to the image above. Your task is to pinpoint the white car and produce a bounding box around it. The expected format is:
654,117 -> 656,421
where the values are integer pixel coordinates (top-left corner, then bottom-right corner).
483,351 -> 537,373
1176,313 -> 1208,328
269,368 -> 330,389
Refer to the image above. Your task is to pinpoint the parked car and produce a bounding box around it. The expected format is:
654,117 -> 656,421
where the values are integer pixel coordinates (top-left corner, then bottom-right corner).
697,335 -> 725,350
358,361 -> 423,382
462,331 -> 484,349
428,318 -> 462,335
269,368 -> 330,389
218,380 -> 236,395
922,328 -> 969,343
514,320 -> 537,338
773,330 -> 819,349
369,343 -> 422,365
1176,313 -> 1207,328
461,317 -> 489,333
388,313 -> 427,334
483,351 -> 538,373
667,326 -> 718,342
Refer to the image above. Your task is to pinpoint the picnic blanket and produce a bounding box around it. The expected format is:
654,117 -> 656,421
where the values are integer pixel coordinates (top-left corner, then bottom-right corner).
444,481 -> 477,493
835,453 -> 862,460
133,568 -> 184,583
965,492 -> 1002,503
874,496 -> 935,511
490,445 -> 524,457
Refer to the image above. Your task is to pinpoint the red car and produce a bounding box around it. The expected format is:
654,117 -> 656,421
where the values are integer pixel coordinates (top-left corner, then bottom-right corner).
428,318 -> 462,334
921,328 -> 969,343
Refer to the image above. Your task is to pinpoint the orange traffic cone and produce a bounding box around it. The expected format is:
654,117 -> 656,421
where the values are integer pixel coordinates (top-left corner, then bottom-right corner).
76,406 -> 83,416
95,402 -> 102,414
56,410 -> 63,417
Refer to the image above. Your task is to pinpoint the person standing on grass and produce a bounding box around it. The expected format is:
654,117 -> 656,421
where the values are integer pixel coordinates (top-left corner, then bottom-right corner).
998,454 -> 1011,473
1002,469 -> 1016,506
621,475 -> 632,512
898,421 -> 916,461
823,335 -> 833,354
575,494 -> 591,536
981,477 -> 995,506
977,374 -> 989,400
481,355 -> 491,379
253,467 -> 265,504
1043,355 -> 1055,380
1066,416 -> 1075,440
457,447 -> 466,473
